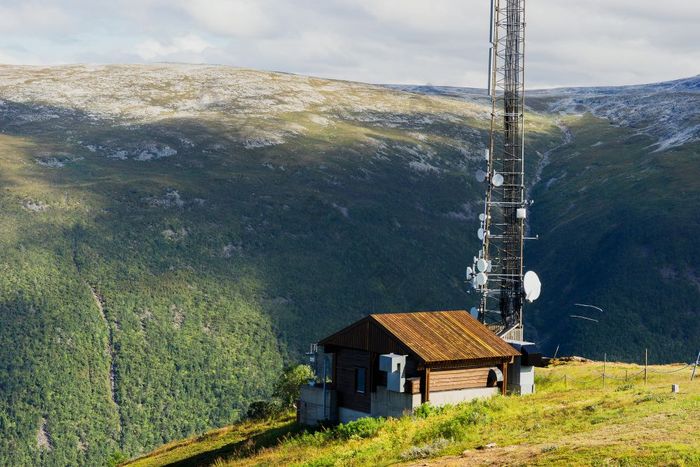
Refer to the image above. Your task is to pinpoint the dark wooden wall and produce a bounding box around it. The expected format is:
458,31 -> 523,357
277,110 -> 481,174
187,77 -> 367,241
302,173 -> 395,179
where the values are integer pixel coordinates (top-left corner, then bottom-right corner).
335,348 -> 371,413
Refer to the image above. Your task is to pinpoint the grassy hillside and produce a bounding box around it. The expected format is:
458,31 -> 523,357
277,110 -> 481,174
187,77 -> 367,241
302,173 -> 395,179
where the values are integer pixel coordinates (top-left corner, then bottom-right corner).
124,360 -> 700,466
0,64 -> 697,463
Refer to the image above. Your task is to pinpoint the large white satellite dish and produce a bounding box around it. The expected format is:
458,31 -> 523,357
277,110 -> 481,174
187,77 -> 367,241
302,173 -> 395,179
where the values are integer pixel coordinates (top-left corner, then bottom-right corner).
477,228 -> 485,240
476,258 -> 489,272
470,307 -> 479,319
523,271 -> 542,302
492,173 -> 504,187
475,272 -> 488,286
475,170 -> 487,182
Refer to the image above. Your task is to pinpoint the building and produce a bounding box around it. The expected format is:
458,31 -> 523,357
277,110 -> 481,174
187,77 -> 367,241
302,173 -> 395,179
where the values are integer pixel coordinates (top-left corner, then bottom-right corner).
298,310 -> 521,425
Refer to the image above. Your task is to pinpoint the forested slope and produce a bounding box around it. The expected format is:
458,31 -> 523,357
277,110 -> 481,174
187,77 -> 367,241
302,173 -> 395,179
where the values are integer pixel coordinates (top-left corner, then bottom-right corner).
0,65 -> 697,463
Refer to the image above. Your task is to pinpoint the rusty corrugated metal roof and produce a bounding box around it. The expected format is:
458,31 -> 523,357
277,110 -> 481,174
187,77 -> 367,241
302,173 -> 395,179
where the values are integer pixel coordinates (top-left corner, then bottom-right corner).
370,310 -> 520,363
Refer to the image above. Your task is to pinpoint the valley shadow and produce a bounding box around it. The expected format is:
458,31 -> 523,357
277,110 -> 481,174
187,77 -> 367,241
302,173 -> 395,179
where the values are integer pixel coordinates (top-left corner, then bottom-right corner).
166,420 -> 306,467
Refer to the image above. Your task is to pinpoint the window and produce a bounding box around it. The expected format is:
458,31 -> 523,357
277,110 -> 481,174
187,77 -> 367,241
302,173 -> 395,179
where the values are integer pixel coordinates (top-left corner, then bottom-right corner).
355,367 -> 366,393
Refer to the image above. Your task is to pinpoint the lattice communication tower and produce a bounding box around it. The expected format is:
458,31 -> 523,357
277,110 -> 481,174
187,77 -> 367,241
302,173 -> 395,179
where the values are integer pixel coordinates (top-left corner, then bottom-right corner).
467,0 -> 541,340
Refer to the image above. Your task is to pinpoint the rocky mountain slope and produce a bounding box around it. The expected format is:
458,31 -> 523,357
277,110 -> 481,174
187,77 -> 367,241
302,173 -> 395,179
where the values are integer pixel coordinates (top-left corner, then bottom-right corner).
0,64 -> 697,464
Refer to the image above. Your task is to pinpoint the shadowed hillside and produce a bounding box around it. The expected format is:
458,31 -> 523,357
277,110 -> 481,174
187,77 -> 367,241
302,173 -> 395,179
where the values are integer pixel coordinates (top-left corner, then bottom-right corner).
0,65 -> 697,463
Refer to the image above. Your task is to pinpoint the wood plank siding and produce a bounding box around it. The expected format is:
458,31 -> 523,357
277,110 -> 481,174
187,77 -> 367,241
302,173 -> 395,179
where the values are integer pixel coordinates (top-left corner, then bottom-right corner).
430,367 -> 491,392
335,348 -> 372,413
318,310 -> 520,412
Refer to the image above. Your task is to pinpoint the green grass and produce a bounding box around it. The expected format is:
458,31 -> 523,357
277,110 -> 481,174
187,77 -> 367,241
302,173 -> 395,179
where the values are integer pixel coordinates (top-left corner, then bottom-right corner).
125,361 -> 700,466
0,65 -> 698,464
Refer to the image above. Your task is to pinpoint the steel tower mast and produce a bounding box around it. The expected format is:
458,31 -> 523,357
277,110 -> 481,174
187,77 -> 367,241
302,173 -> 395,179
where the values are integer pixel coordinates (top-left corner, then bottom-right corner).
467,0 -> 540,340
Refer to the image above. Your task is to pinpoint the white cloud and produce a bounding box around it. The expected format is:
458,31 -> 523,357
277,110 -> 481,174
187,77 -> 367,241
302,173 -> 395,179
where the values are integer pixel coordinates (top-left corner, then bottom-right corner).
0,3 -> 73,33
349,0 -> 478,34
177,0 -> 272,37
0,0 -> 697,87
135,34 -> 212,60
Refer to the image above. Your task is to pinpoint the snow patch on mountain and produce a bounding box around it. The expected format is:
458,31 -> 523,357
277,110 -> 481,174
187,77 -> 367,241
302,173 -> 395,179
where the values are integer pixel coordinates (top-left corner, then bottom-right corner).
538,77 -> 700,151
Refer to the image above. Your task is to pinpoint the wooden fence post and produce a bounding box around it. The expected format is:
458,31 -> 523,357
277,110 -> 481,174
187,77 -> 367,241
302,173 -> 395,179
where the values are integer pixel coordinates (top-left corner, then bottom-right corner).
603,353 -> 606,389
644,349 -> 648,385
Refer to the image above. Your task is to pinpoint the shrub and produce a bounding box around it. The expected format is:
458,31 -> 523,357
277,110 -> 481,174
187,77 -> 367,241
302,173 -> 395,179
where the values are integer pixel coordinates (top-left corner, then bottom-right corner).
414,402 -> 491,443
413,403 -> 445,419
274,364 -> 315,409
615,383 -> 634,392
107,451 -> 128,467
400,438 -> 450,460
246,400 -> 283,419
334,417 -> 385,440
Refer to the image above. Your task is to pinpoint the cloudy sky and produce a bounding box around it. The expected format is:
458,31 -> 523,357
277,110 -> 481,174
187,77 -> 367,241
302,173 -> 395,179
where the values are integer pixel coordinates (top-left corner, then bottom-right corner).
0,0 -> 698,88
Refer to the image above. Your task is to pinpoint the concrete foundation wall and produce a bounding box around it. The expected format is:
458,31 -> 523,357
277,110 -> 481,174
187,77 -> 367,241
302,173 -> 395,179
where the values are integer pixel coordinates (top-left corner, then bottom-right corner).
429,387 -> 499,406
298,385 -> 336,425
339,407 -> 371,423
300,381 -> 502,426
371,386 -> 421,418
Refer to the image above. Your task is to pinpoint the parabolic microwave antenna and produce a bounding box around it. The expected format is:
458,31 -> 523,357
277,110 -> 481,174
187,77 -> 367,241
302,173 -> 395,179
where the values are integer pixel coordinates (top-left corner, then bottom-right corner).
523,271 -> 541,302
465,0 -> 542,341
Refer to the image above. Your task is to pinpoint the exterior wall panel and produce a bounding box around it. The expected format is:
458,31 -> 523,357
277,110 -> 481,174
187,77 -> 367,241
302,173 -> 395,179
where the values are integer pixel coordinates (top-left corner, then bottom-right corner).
430,367 -> 491,392
335,348 -> 372,413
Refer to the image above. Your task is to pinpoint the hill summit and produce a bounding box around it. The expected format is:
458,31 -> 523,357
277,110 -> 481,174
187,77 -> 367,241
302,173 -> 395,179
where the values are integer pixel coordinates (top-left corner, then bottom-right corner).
0,64 -> 698,463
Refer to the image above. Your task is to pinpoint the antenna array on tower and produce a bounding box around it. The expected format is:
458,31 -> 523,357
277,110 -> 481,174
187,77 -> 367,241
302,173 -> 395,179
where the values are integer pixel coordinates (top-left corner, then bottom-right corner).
467,0 -> 540,341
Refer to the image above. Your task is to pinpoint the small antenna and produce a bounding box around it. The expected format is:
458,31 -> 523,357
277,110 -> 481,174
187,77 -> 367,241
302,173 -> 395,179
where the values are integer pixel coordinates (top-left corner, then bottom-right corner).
569,315 -> 599,323
574,303 -> 604,313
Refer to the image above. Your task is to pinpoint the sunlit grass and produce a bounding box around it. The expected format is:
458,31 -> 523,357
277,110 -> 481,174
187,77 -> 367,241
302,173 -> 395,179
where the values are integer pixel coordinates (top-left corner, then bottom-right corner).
125,361 -> 700,466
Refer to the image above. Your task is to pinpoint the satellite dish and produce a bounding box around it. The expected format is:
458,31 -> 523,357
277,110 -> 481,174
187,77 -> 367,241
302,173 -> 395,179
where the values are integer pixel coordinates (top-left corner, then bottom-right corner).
484,148 -> 490,160
479,213 -> 486,222
477,228 -> 485,240
475,272 -> 488,286
523,271 -> 542,302
470,307 -> 479,319
476,258 -> 489,272
466,266 -> 473,277
492,173 -> 504,187
475,170 -> 487,182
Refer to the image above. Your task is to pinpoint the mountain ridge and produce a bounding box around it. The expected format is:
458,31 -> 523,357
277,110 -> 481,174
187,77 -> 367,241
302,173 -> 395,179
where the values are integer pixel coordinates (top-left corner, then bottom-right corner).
0,64 -> 697,463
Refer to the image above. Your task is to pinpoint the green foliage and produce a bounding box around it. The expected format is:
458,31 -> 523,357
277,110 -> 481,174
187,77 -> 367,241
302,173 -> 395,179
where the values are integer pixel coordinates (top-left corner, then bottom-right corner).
616,383 -> 635,392
413,402 -> 446,419
0,65 -> 698,465
246,400 -> 283,420
127,362 -> 700,466
334,417 -> 386,441
414,401 -> 491,443
399,438 -> 449,461
107,451 -> 128,467
273,365 -> 315,409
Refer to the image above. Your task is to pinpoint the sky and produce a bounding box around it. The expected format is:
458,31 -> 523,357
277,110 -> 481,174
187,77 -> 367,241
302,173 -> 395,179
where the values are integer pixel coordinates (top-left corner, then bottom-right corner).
0,0 -> 698,89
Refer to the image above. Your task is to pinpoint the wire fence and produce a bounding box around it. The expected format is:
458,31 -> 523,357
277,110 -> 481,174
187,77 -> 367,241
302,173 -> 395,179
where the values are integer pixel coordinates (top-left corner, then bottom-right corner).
538,350 -> 700,390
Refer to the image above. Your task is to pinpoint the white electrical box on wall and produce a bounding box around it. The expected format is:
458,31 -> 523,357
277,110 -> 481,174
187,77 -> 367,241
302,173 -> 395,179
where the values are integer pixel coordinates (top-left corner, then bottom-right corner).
379,353 -> 407,392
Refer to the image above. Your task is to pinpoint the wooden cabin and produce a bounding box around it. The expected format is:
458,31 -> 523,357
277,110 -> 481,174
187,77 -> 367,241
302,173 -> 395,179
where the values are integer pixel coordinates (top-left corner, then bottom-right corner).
298,310 -> 520,425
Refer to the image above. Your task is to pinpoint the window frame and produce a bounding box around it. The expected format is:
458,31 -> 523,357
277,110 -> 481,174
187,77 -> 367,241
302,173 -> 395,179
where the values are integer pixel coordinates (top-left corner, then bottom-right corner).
355,367 -> 367,394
